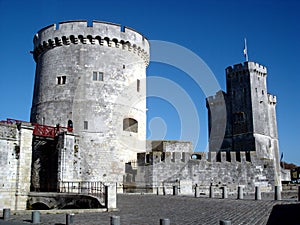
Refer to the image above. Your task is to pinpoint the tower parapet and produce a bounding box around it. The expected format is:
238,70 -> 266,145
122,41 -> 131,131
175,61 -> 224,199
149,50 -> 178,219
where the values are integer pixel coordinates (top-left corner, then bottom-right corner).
226,61 -> 267,75
33,20 -> 149,65
268,94 -> 277,105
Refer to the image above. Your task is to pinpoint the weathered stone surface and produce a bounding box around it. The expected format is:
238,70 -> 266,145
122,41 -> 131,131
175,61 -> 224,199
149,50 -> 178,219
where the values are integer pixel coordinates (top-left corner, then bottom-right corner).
30,20 -> 149,187
0,123 -> 33,210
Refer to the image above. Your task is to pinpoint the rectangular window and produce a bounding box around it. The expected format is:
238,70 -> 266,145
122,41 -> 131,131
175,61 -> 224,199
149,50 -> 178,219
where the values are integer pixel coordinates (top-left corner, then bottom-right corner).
137,79 -> 140,92
57,76 -> 66,85
92,71 -> 104,81
84,121 -> 88,130
98,72 -> 103,81
93,72 -> 98,81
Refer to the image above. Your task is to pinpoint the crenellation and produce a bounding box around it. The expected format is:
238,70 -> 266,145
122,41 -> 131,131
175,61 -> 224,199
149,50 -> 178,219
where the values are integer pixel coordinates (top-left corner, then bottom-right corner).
0,20 -> 283,208
33,20 -> 150,65
268,94 -> 277,104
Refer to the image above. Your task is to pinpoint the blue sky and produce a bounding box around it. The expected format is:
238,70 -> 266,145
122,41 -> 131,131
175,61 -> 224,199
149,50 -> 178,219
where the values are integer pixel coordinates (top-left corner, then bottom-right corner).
0,0 -> 299,164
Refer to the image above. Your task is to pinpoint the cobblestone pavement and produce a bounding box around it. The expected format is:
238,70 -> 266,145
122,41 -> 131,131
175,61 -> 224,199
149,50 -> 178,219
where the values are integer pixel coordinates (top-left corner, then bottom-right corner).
1,194 -> 299,225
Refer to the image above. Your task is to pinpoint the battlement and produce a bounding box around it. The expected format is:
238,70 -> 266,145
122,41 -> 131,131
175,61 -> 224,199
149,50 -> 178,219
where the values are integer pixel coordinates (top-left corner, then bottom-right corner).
208,151 -> 256,163
226,61 -> 267,75
206,90 -> 226,107
268,93 -> 277,105
146,140 -> 193,153
32,20 -> 150,65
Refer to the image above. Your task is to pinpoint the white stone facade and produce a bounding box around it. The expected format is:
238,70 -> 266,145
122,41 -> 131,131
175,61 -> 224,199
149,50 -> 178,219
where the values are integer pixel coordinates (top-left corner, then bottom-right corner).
0,123 -> 33,210
30,21 -> 149,186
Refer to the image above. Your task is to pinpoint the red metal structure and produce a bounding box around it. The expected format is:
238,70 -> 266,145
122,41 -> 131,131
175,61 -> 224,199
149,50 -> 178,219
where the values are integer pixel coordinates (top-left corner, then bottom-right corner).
0,118 -> 70,138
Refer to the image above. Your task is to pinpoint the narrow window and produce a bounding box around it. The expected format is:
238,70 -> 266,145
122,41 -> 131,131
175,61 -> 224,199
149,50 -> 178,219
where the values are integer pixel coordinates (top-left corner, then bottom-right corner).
93,72 -> 98,81
62,76 -> 66,84
57,76 -> 66,85
262,90 -> 264,95
123,65 -> 125,69
84,121 -> 88,130
57,77 -> 61,85
98,72 -> 103,81
137,79 -> 140,92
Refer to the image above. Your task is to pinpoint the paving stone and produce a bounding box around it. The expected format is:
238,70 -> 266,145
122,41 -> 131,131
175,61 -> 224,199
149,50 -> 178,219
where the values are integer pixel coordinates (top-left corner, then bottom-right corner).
2,194 -> 299,225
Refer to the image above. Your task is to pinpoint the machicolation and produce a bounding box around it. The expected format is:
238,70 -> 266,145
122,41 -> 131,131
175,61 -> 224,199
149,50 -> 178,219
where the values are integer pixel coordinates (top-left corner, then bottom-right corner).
32,20 -> 149,65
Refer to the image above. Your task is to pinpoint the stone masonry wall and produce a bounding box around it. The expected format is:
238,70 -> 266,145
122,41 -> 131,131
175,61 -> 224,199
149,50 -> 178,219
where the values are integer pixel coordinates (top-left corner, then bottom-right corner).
125,141 -> 277,195
30,21 -> 149,187
0,123 -> 33,210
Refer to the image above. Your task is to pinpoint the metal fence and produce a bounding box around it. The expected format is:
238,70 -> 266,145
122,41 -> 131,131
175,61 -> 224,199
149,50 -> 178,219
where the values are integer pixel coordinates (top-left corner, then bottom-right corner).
59,181 -> 106,203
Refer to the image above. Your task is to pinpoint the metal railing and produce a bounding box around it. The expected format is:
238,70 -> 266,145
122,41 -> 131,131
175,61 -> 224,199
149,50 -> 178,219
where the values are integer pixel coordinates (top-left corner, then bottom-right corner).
0,118 -> 71,138
59,181 -> 106,203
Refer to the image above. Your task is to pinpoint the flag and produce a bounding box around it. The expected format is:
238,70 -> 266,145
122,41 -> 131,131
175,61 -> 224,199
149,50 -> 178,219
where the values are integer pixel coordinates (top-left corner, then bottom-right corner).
243,38 -> 248,61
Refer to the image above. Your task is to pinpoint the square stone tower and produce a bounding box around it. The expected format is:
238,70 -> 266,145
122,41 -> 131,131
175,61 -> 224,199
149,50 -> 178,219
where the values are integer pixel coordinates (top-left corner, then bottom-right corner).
207,61 -> 281,185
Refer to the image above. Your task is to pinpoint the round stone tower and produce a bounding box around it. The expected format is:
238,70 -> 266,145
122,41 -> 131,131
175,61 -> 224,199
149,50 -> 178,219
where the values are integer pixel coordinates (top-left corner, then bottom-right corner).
31,20 -> 149,185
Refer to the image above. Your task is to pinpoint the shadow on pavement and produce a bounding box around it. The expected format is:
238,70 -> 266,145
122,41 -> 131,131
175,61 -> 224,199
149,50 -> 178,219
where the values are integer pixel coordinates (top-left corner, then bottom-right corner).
266,203 -> 300,225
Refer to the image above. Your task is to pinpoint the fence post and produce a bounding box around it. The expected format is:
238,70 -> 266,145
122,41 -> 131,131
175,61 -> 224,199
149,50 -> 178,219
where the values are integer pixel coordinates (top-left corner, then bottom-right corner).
32,211 -> 40,224
3,208 -> 10,221
66,213 -> 74,225
173,185 -> 178,195
106,183 -> 117,210
274,186 -> 281,200
209,185 -> 214,198
237,186 -> 243,199
222,187 -> 228,199
160,218 -> 170,225
195,185 -> 200,198
255,186 -> 261,200
111,215 -> 120,225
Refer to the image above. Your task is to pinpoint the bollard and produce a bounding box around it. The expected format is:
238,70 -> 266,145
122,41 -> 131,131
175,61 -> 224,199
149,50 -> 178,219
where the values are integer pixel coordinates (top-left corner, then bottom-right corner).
222,187 -> 228,199
66,213 -> 74,225
163,186 -> 167,195
173,185 -> 178,196
298,186 -> 300,201
32,211 -> 40,224
111,215 -> 120,225
3,208 -> 10,221
255,186 -> 261,200
209,186 -> 214,198
160,218 -> 170,225
220,220 -> 231,225
274,186 -> 281,200
195,185 -> 200,198
237,186 -> 243,199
